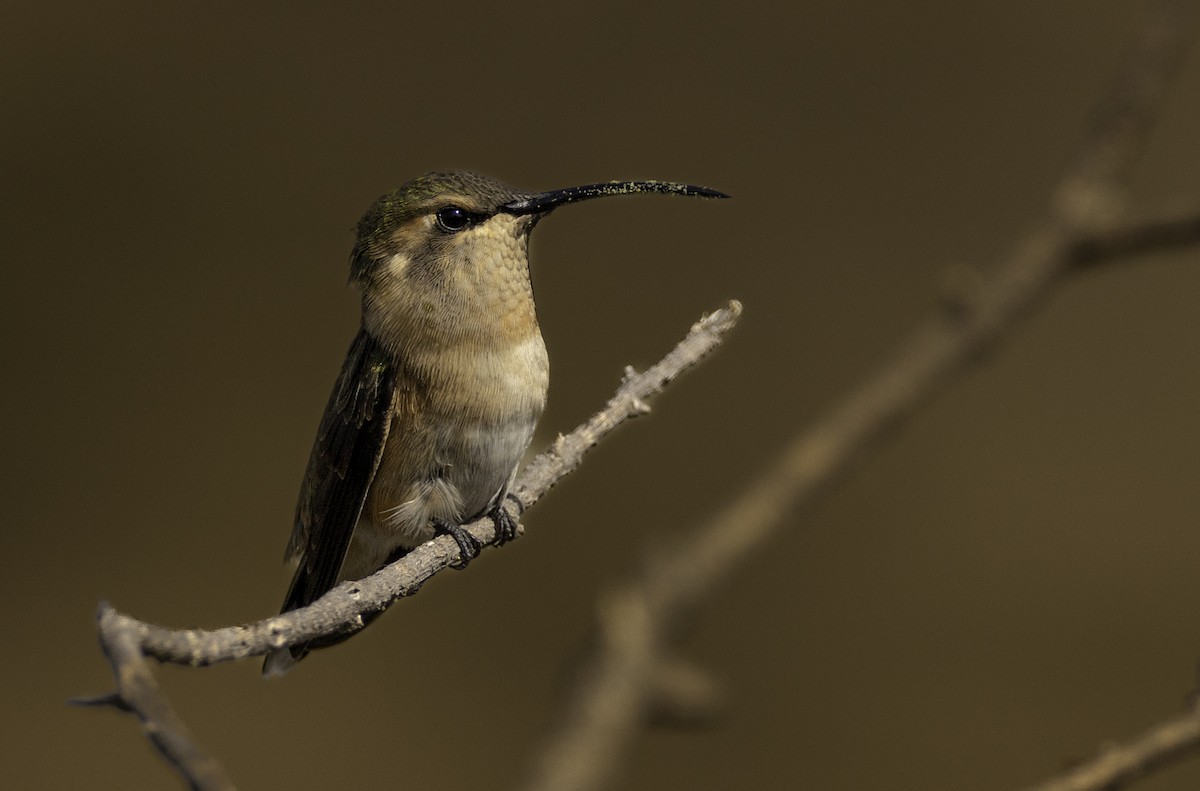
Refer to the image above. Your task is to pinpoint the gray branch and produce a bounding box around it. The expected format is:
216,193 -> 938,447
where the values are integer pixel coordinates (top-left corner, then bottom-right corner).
75,301 -> 743,790
520,4 -> 1200,791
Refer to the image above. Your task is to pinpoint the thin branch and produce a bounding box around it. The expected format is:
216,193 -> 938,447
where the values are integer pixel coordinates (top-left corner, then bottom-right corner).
78,301 -> 743,789
1018,701 -> 1200,791
521,5 -> 1200,791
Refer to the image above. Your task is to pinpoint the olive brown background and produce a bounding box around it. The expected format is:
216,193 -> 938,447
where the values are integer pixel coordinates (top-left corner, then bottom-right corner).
4,2 -> 1200,789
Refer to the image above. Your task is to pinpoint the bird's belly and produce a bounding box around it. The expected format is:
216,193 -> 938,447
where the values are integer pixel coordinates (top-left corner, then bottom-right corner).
370,410 -> 538,536
447,412 -> 539,515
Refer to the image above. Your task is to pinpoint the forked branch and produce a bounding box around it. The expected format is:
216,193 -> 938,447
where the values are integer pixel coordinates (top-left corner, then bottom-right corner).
521,4 -> 1200,791
76,301 -> 743,790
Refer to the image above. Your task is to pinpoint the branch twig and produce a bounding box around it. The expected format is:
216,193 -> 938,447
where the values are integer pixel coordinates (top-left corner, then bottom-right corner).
521,4 -> 1200,791
1073,210 -> 1200,268
74,608 -> 236,791
1018,700 -> 1200,791
77,301 -> 743,789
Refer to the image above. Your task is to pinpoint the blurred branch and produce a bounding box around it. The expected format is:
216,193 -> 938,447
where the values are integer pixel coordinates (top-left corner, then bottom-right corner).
75,301 -> 743,790
521,4 -> 1200,791
1018,699 -> 1200,791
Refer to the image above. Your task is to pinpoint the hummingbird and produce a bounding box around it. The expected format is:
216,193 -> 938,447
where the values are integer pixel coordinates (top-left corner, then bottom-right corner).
263,171 -> 727,676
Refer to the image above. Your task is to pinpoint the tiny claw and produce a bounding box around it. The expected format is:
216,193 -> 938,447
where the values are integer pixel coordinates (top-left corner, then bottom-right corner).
433,519 -> 482,569
504,491 -> 526,515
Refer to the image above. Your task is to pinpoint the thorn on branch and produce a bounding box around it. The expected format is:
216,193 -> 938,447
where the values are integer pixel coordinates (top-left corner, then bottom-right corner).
646,658 -> 724,728
69,691 -> 132,712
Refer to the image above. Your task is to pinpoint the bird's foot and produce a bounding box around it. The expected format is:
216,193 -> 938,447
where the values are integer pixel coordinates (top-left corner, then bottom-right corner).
433,519 -> 482,569
490,497 -> 522,545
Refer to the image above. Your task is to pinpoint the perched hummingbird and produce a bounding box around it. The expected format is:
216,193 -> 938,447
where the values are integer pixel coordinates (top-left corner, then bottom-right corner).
264,171 -> 727,675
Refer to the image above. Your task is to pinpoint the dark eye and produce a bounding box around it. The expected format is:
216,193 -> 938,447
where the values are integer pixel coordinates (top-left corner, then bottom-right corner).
435,206 -> 474,233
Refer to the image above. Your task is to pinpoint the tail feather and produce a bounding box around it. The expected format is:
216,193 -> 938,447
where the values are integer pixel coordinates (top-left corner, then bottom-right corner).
262,646 -> 303,677
261,562 -> 316,678
262,546 -> 405,677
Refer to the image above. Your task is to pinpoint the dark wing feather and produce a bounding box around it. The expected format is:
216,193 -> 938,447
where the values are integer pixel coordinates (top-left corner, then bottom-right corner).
278,326 -> 396,615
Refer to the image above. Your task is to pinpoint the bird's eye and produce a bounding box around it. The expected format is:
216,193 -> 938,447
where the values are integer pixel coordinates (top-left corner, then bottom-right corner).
435,206 -> 474,233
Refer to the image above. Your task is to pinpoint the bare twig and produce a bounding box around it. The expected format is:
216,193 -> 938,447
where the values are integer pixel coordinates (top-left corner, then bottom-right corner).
521,5 -> 1200,791
1018,701 -> 1200,791
78,301 -> 743,789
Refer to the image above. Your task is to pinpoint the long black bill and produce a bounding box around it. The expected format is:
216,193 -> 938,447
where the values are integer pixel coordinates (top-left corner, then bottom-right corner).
501,180 -> 729,216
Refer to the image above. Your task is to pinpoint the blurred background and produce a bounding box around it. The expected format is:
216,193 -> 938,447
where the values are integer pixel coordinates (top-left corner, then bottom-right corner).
4,1 -> 1200,788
